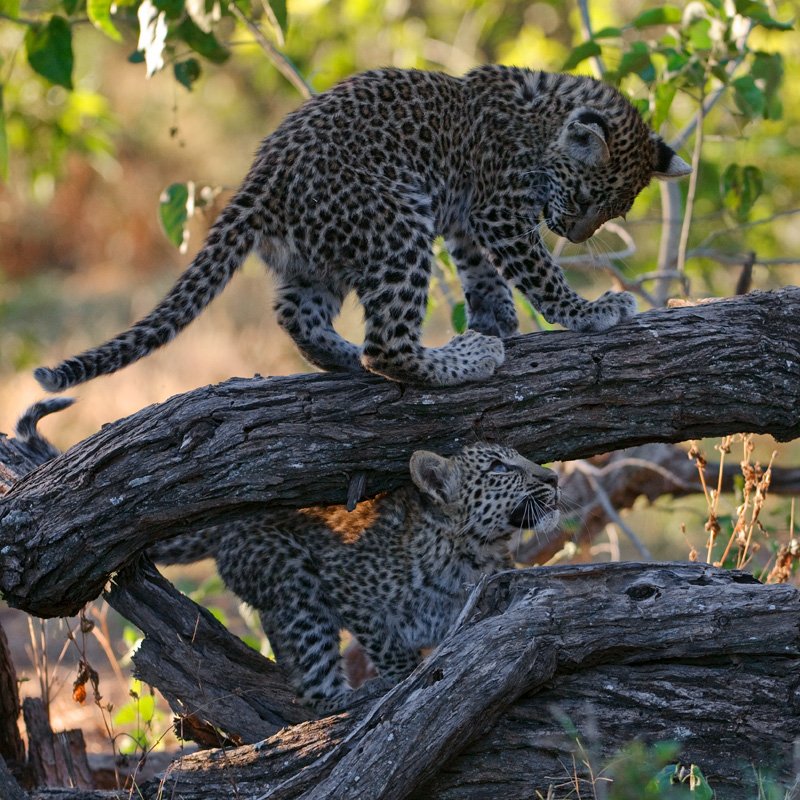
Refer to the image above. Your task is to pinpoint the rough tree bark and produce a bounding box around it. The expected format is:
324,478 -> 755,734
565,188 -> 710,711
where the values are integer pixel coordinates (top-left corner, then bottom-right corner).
123,563 -> 800,800
1,287 -> 798,618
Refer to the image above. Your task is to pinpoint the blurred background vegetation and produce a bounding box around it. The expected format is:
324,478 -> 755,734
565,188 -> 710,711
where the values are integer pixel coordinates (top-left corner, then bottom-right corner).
0,0 -> 798,779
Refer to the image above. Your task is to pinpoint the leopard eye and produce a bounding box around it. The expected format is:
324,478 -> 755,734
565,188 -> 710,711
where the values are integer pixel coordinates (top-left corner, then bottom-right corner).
488,460 -> 511,474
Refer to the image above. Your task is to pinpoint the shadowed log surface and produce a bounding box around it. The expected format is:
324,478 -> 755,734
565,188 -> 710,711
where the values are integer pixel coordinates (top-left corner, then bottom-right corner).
1,288 -> 799,618
116,562 -> 799,800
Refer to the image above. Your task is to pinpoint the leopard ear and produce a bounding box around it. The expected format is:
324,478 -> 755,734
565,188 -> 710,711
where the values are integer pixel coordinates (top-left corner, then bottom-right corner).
559,108 -> 610,166
409,451 -> 459,506
652,135 -> 692,181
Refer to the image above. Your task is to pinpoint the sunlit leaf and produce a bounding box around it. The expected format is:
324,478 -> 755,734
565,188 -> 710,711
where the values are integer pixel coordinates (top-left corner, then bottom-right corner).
633,6 -> 682,28
25,17 -> 74,89
266,0 -> 288,39
561,40 -> 601,71
137,0 -> 168,77
159,182 -> 192,250
113,702 -> 138,726
186,0 -> 218,32
591,26 -> 622,39
652,83 -> 677,129
686,17 -> 713,50
734,0 -> 793,30
0,0 -> 20,18
88,0 -> 122,41
451,301 -> 466,334
174,57 -> 201,90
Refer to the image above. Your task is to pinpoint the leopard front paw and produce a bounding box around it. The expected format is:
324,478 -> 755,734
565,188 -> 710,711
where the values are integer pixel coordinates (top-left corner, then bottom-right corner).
573,290 -> 638,332
600,290 -> 638,322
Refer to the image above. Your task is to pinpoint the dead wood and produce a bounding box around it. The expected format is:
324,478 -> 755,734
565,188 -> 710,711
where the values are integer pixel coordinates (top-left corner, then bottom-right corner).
0,622 -> 25,778
1,287 -> 799,618
122,562 -> 799,800
0,755 -> 28,800
22,699 -> 93,791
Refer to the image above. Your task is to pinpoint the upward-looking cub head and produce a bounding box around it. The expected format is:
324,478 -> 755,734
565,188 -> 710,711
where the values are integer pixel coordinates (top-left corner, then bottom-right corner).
409,442 -> 560,541
545,99 -> 691,243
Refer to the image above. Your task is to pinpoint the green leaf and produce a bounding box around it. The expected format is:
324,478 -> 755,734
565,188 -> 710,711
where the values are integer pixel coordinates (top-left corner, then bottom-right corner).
688,765 -> 714,799
87,0 -> 122,41
616,42 -> 654,82
732,75 -> 765,118
561,40 -> 602,71
153,0 -> 184,18
113,702 -> 138,726
174,17 -> 230,64
174,57 -> 201,90
633,6 -> 682,28
651,764 -> 679,792
722,163 -> 763,221
591,26 -> 622,39
0,0 -> 20,18
686,17 -> 713,50
61,0 -> 81,13
25,17 -> 74,90
267,0 -> 287,37
734,0 -> 793,30
752,52 -> 784,120
159,182 -> 191,249
0,86 -> 8,182
652,83 -> 677,129
451,302 -> 466,334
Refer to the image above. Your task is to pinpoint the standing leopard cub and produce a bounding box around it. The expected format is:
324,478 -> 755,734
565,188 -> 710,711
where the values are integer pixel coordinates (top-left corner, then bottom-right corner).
150,442 -> 560,712
36,66 -> 690,393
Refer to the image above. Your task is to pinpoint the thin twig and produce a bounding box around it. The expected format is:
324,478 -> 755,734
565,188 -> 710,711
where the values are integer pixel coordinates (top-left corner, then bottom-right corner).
228,3 -> 313,100
676,74 -> 707,278
571,462 -> 652,560
575,0 -> 606,77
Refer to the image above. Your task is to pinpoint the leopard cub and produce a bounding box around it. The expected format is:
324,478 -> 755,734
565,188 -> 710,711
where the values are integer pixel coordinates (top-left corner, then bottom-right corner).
151,442 -> 560,712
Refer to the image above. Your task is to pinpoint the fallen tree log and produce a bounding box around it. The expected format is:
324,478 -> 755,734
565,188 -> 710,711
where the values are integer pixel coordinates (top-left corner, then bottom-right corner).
1,288 -> 799,618
128,562 -> 799,800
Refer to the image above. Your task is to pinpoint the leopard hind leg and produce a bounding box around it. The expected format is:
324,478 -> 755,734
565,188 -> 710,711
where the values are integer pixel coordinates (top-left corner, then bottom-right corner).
216,527 -> 350,713
274,278 -> 363,373
358,245 -> 504,387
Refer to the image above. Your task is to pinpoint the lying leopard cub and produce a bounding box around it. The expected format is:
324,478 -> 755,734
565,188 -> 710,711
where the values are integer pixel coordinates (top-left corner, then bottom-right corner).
150,442 -> 560,712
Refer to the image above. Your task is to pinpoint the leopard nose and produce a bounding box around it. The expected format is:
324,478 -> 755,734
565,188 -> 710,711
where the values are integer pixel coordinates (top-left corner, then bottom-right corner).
542,470 -> 559,487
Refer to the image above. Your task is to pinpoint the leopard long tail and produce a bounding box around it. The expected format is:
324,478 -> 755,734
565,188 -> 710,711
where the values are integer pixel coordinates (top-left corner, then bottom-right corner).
148,529 -> 219,565
14,397 -> 75,460
34,193 -> 262,393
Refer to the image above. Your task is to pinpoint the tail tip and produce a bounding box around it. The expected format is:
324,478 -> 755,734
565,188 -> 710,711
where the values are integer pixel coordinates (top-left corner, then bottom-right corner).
34,367 -> 65,393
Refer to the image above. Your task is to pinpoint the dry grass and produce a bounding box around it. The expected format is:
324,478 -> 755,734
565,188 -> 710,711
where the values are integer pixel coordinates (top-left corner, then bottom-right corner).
687,434 -> 798,583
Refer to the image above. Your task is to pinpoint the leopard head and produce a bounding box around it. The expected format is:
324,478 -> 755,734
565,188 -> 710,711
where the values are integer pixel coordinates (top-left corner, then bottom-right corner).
544,105 -> 691,243
409,442 -> 560,541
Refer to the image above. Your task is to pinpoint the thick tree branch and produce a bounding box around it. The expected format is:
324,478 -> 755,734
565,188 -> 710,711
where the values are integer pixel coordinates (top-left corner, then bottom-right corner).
1,288 -> 798,617
137,562 -> 800,800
